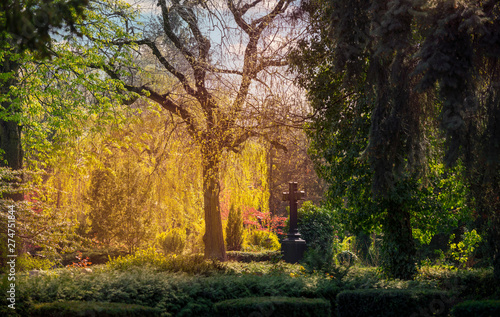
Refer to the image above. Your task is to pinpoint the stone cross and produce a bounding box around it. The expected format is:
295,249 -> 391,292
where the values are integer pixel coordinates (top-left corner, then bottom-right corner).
282,182 -> 305,238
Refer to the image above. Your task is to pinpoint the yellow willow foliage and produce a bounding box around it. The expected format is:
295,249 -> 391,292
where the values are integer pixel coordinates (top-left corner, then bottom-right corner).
220,141 -> 270,217
31,99 -> 273,253
37,105 -> 206,250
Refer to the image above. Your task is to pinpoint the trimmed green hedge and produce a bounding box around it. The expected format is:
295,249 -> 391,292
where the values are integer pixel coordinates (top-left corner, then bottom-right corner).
214,296 -> 331,317
337,289 -> 452,317
226,251 -> 281,262
451,300 -> 500,317
31,301 -> 162,317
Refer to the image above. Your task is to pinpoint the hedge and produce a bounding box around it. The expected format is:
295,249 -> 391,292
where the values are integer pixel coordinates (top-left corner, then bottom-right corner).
226,251 -> 281,262
337,289 -> 452,317
31,301 -> 162,317
451,300 -> 500,317
214,296 -> 331,317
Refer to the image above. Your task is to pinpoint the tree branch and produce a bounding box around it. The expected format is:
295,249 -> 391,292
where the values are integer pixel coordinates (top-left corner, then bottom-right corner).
226,0 -> 252,34
100,64 -> 196,133
158,0 -> 197,66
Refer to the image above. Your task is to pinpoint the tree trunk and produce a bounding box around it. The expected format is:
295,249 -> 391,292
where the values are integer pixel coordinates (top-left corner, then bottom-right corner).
0,55 -> 23,201
382,201 -> 417,280
202,154 -> 227,261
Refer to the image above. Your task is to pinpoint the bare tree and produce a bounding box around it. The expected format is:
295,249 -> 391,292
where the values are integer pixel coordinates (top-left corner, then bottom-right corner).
85,0 -> 305,260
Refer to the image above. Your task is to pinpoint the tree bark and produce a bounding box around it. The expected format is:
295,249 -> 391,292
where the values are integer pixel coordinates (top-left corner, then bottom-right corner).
202,151 -> 226,261
0,55 -> 23,201
382,201 -> 417,280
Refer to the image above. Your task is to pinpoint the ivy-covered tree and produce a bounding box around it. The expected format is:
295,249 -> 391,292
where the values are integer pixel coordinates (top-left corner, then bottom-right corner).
291,0 -> 424,278
292,0 -> 500,279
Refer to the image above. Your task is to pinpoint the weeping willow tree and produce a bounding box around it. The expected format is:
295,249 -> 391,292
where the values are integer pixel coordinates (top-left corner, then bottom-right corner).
294,0 -> 500,279
74,0 -> 302,260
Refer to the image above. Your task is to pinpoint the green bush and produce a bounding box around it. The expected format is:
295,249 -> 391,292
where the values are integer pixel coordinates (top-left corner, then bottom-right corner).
301,248 -> 349,281
336,289 -> 452,317
226,204 -> 244,251
0,275 -> 33,317
160,254 -> 227,275
292,202 -> 337,271
214,297 -> 331,317
20,267 -> 341,316
17,254 -> 56,271
31,301 -> 162,317
227,251 -> 281,262
416,267 -> 498,300
336,250 -> 358,267
107,247 -> 168,270
451,300 -> 500,317
107,248 -> 226,275
243,230 -> 281,251
156,228 -> 186,254
296,202 -> 336,251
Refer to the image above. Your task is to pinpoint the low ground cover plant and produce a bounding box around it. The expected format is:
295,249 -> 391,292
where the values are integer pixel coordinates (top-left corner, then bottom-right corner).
215,296 -> 331,317
451,300 -> 500,317
10,259 -> 498,317
337,289 -> 452,317
31,301 -> 162,317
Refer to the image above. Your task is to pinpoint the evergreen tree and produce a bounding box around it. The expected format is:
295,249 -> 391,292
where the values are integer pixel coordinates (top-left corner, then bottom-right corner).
226,204 -> 243,251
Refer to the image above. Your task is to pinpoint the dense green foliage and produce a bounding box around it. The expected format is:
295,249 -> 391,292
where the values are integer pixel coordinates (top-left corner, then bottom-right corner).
214,297 -> 331,317
10,263 -> 499,317
31,301 -> 162,317
226,251 -> 281,263
451,300 -> 500,317
0,0 -> 89,57
0,274 -> 33,317
19,267 -> 341,316
336,289 -> 452,317
297,201 -> 337,253
293,201 -> 339,271
106,248 -> 226,275
292,0 -> 500,280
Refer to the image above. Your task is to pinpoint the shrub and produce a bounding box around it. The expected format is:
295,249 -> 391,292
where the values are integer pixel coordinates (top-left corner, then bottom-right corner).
300,248 -> 350,283
296,201 -> 336,252
214,297 -> 331,317
31,301 -> 162,317
157,228 -> 186,254
292,202 -> 338,271
449,229 -> 483,268
227,250 -> 282,262
336,250 -> 358,267
243,230 -> 281,251
451,300 -> 500,317
226,204 -> 244,251
416,267 -> 498,300
17,254 -> 56,271
160,254 -> 227,275
107,249 -> 227,275
107,247 -> 167,270
1,275 -> 33,317
336,289 -> 452,317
